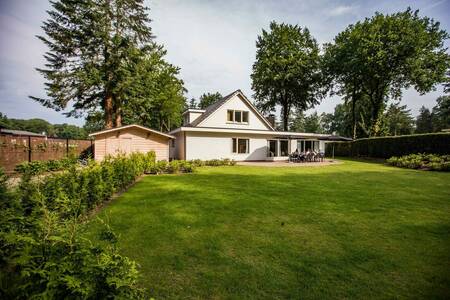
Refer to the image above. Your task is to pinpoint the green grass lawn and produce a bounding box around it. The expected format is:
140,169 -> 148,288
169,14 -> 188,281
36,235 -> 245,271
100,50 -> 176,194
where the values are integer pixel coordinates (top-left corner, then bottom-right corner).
87,159 -> 450,299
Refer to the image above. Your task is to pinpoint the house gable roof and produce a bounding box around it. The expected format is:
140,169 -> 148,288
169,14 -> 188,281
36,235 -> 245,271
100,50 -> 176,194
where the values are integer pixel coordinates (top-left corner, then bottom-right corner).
189,89 -> 275,130
88,124 -> 175,139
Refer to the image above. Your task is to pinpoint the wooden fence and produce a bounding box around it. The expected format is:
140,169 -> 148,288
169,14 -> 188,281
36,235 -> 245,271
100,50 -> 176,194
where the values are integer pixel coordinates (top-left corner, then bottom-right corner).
0,134 -> 93,172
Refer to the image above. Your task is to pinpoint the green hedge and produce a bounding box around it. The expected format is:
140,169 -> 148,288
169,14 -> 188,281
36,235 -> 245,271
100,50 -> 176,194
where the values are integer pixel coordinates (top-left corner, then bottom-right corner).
326,133 -> 450,159
0,152 -> 238,299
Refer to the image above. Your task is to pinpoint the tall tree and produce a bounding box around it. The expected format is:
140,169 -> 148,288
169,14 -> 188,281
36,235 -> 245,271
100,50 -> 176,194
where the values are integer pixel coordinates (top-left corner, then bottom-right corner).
324,8 -> 449,137
415,106 -> 434,133
383,102 -> 414,136
32,0 -> 154,129
122,46 -> 186,132
251,21 -> 324,131
432,95 -> 450,131
198,92 -> 222,109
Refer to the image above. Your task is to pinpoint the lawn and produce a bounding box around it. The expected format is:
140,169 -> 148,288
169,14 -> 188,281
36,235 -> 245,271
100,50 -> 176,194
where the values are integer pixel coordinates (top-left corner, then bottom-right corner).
87,159 -> 450,299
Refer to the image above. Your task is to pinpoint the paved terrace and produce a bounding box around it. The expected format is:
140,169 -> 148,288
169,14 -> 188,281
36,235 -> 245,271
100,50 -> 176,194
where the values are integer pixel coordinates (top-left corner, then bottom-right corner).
236,159 -> 341,167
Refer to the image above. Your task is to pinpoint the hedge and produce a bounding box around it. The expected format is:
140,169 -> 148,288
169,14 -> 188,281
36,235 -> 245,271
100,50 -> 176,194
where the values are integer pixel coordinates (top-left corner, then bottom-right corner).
1,153 -> 237,299
326,133 -> 450,159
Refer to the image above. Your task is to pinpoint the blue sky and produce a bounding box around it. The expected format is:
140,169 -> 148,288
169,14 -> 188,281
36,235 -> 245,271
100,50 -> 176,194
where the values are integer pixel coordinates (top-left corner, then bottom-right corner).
0,0 -> 449,126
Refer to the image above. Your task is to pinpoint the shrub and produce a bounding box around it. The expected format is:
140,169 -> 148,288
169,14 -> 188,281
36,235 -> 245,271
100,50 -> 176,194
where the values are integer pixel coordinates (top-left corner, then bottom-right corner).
14,157 -> 79,175
326,133 -> 450,158
386,153 -> 450,171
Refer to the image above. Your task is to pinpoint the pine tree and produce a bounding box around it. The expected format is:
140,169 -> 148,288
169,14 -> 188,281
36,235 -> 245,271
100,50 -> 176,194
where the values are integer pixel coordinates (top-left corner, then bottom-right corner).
32,0 -> 153,129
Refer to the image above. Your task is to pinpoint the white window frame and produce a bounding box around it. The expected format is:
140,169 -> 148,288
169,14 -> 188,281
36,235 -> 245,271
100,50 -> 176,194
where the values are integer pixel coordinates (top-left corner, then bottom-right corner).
297,139 -> 319,152
227,110 -> 249,125
232,138 -> 249,154
279,139 -> 290,157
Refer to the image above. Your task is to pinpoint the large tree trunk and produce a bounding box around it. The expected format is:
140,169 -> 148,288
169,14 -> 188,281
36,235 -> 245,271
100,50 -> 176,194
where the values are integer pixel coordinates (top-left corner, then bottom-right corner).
114,96 -> 122,127
115,109 -> 122,127
104,94 -> 114,129
282,98 -> 290,131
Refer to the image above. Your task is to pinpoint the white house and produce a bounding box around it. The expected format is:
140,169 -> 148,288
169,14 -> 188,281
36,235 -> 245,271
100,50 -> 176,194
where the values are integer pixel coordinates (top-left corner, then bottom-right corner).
169,89 -> 349,161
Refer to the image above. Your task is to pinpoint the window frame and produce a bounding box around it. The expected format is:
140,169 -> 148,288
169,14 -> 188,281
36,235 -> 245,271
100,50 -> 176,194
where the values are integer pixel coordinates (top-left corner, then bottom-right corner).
279,139 -> 289,157
232,138 -> 249,154
227,110 -> 249,125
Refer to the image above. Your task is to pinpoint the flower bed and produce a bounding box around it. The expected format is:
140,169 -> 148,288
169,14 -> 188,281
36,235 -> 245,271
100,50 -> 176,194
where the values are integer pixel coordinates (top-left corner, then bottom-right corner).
386,153 -> 450,171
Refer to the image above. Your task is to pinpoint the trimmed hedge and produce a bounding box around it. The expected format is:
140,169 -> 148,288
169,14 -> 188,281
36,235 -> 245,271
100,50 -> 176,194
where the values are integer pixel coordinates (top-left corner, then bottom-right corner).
326,133 -> 450,159
0,153 -> 237,298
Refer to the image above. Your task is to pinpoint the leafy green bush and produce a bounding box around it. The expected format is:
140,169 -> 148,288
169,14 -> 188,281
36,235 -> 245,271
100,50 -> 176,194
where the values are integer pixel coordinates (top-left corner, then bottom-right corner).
326,133 -> 450,158
1,153 -> 153,298
1,153 -> 238,298
14,157 -> 79,175
387,153 -> 450,171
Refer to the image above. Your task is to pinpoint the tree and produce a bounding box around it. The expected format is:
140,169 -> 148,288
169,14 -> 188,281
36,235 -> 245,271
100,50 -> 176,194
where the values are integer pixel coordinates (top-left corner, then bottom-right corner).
53,124 -> 88,139
432,95 -> 450,131
303,112 -> 323,133
289,110 -> 305,132
198,92 -> 222,109
122,46 -> 186,132
83,111 -> 105,134
415,106 -> 434,133
32,0 -> 154,129
383,102 -> 414,136
251,21 -> 324,131
324,8 -> 450,137
187,98 -> 197,109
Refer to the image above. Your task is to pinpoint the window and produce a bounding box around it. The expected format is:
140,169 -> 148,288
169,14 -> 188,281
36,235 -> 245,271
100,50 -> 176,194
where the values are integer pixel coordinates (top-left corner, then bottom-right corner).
297,140 -> 319,152
268,140 -> 278,157
242,111 -> 249,123
227,110 -> 234,122
232,138 -> 249,153
235,111 -> 242,122
227,110 -> 249,124
280,140 -> 289,156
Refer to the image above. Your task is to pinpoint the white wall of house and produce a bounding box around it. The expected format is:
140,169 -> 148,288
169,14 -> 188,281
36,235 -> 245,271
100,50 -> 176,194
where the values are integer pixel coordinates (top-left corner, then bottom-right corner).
198,94 -> 271,130
178,131 -> 326,161
185,132 -> 270,161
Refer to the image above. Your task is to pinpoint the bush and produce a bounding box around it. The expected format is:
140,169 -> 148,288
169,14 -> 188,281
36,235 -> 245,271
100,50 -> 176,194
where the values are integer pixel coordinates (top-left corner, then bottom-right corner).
1,153 -> 238,298
386,153 -> 450,171
1,153 -> 153,298
326,133 -> 450,159
14,157 -> 79,175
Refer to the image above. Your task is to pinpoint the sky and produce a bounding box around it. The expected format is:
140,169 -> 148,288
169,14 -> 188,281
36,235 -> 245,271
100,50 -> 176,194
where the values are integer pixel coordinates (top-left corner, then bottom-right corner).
0,0 -> 449,126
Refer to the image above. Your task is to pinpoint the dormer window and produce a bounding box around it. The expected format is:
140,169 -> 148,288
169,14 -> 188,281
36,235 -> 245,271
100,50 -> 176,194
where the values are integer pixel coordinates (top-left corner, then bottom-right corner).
227,110 -> 249,124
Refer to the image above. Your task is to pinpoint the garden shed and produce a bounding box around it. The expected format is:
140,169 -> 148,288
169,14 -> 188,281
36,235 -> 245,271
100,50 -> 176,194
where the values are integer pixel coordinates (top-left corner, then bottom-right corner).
89,124 -> 174,161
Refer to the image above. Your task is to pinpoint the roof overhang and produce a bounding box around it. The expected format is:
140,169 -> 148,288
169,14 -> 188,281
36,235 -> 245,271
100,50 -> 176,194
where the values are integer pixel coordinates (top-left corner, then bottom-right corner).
182,109 -> 205,115
169,126 -> 349,140
89,124 -> 175,139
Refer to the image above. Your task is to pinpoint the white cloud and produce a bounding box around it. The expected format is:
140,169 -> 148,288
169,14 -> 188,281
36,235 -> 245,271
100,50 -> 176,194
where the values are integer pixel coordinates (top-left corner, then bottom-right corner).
328,5 -> 358,17
0,0 -> 448,124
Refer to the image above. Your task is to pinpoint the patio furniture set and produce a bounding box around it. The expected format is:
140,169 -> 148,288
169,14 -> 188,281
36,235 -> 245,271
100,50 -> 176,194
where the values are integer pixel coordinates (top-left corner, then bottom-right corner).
288,150 -> 325,163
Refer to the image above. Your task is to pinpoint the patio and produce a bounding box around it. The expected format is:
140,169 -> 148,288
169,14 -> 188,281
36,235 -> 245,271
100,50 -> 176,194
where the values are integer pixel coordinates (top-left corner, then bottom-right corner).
236,159 -> 341,167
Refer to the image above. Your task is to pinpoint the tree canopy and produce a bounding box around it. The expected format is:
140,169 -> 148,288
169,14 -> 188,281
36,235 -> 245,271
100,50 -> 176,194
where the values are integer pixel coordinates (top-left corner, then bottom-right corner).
251,21 -> 324,131
324,8 -> 449,137
32,0 -> 177,130
198,92 -> 223,109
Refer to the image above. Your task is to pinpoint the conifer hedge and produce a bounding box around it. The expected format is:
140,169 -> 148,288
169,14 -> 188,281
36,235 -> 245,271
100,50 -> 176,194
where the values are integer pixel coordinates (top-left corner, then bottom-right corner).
326,133 -> 450,158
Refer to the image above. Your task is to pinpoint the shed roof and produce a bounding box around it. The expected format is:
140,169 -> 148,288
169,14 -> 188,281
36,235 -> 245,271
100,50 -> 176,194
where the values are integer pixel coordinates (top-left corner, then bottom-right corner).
88,124 -> 175,139
0,128 -> 46,137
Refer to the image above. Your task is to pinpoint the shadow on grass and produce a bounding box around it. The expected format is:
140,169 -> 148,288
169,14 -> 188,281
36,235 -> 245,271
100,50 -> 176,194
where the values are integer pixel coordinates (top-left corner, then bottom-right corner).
87,165 -> 450,299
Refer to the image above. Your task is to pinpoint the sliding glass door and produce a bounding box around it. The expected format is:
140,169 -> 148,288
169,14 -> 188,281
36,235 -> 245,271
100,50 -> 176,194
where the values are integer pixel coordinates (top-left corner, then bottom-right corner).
268,140 -> 277,157
297,140 -> 320,152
